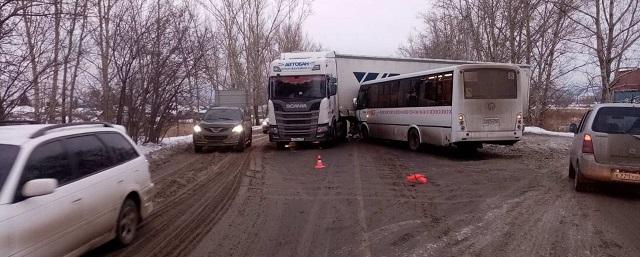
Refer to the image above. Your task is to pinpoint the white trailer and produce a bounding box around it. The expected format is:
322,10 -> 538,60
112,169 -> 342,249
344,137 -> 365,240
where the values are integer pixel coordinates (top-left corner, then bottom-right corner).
266,51 -> 530,148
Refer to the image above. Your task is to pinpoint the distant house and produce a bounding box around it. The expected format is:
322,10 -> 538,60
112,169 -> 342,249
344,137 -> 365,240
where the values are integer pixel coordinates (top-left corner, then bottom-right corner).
611,69 -> 640,103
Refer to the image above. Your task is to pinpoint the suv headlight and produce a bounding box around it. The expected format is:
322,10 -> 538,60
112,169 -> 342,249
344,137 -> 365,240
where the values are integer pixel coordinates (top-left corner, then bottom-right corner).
193,125 -> 202,133
232,124 -> 243,133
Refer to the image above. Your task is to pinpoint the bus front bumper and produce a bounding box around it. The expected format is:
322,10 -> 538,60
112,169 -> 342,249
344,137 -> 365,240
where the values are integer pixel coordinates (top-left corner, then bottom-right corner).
454,130 -> 522,144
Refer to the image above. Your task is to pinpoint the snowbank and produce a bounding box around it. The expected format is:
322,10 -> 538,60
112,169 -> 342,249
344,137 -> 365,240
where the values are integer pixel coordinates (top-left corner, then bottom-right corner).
524,126 -> 575,138
137,135 -> 192,158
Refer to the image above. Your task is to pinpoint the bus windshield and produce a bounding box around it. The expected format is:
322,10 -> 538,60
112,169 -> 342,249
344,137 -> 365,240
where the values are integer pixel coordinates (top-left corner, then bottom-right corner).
463,68 -> 517,99
270,75 -> 326,100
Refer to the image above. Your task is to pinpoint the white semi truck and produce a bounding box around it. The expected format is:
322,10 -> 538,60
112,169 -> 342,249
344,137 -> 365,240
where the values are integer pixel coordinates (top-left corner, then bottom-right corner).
266,51 -> 530,148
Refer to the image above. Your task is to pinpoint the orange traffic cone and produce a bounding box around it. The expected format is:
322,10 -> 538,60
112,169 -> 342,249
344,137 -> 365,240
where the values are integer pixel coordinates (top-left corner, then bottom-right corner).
315,155 -> 326,169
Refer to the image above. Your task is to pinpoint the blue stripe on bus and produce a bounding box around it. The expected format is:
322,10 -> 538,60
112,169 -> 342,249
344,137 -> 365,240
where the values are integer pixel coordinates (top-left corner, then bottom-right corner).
353,72 -> 366,83
363,73 -> 379,82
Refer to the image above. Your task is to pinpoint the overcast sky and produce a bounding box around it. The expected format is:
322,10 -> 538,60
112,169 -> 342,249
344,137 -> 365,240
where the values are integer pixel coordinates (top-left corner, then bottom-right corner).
304,0 -> 430,57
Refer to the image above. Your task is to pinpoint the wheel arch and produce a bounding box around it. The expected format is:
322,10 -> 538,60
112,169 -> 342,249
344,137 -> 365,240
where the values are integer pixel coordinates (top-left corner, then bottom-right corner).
124,191 -> 142,221
360,122 -> 370,134
407,125 -> 422,144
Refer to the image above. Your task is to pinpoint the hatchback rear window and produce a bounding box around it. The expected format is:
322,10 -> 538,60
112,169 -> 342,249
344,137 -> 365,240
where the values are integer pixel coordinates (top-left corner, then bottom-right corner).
0,144 -> 19,191
592,107 -> 640,134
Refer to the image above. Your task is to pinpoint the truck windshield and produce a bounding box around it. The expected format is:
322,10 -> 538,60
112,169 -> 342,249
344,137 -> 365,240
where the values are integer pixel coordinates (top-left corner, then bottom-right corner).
463,68 -> 518,99
270,75 -> 326,99
204,109 -> 242,121
0,144 -> 19,191
592,107 -> 640,134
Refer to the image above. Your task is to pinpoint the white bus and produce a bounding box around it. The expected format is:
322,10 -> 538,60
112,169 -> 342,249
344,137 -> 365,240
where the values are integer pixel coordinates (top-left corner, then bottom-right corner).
354,63 -> 527,151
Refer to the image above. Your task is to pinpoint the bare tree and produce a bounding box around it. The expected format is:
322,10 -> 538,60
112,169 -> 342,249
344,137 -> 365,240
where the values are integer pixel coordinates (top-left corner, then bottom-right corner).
559,0 -> 640,102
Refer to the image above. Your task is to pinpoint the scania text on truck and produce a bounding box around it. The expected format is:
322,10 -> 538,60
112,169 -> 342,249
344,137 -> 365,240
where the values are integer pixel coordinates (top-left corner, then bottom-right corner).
266,51 -> 522,149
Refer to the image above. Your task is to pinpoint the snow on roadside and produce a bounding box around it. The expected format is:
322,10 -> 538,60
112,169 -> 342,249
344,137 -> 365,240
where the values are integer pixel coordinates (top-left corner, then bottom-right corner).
524,126 -> 574,138
137,135 -> 192,158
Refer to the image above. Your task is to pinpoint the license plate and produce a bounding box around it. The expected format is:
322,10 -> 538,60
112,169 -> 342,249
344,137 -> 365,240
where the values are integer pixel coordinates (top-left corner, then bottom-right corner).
613,172 -> 640,181
291,138 -> 304,142
483,118 -> 500,125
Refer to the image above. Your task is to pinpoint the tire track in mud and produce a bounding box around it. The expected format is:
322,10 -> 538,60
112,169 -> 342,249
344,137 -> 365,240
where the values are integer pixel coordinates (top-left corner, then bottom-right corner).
94,135 -> 266,257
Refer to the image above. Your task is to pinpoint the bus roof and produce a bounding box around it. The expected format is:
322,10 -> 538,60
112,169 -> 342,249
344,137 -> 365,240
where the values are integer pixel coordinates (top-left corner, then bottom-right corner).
360,63 -> 521,86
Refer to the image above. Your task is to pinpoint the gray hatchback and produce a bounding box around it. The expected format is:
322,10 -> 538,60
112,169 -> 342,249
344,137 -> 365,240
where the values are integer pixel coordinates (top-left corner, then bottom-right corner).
569,103 -> 640,191
192,107 -> 252,152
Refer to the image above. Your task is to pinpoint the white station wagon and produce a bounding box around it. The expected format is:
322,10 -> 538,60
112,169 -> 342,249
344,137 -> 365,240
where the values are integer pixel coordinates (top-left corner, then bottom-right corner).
0,122 -> 154,257
569,103 -> 640,191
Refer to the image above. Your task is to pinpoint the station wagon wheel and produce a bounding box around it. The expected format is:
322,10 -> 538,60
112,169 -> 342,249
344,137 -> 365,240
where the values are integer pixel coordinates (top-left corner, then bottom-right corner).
568,162 -> 576,179
574,165 -> 589,192
116,199 -> 140,246
408,128 -> 421,151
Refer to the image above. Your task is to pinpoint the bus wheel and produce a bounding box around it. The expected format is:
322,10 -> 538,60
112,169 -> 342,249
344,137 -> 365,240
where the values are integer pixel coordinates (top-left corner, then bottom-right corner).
360,125 -> 369,141
408,128 -> 421,151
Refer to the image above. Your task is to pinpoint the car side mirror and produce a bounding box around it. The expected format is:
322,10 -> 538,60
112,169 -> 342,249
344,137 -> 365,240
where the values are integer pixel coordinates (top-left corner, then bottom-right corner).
569,123 -> 578,133
22,178 -> 58,198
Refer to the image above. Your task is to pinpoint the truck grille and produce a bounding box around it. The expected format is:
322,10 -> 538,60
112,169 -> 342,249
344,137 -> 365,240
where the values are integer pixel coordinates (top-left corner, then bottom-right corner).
275,111 -> 319,137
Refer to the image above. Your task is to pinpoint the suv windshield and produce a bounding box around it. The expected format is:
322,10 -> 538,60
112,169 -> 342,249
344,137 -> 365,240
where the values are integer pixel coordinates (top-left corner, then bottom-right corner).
0,144 -> 19,191
270,75 -> 326,100
463,68 -> 518,99
204,109 -> 242,121
592,107 -> 640,134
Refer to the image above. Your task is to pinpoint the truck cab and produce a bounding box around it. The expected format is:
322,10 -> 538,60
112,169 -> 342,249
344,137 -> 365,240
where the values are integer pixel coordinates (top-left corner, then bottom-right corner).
267,52 -> 342,148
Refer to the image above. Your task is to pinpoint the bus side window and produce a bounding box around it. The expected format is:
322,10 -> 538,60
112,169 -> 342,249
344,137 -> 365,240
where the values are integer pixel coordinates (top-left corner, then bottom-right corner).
419,76 -> 437,107
439,73 -> 453,106
357,87 -> 367,109
408,78 -> 420,107
388,81 -> 399,108
368,85 -> 379,108
398,78 -> 409,107
379,83 -> 389,108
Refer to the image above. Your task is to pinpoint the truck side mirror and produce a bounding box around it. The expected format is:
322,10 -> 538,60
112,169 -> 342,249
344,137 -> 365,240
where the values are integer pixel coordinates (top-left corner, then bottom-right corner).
353,98 -> 358,109
569,123 -> 578,133
330,83 -> 337,96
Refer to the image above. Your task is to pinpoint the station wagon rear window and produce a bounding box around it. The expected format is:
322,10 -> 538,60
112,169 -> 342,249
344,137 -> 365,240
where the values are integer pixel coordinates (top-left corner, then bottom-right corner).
592,107 -> 640,134
0,144 -> 19,190
463,69 -> 518,99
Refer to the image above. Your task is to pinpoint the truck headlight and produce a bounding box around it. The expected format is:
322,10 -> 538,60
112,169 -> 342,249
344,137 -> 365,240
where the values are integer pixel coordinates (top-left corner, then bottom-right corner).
261,119 -> 268,126
317,126 -> 329,133
232,124 -> 243,133
193,125 -> 202,133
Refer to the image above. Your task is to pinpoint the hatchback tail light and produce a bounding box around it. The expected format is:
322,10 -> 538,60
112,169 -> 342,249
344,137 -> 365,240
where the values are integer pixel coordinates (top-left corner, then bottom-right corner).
582,134 -> 594,154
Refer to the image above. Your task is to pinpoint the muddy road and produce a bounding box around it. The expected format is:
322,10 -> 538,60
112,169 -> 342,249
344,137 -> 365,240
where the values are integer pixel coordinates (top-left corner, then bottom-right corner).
88,134 -> 640,257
